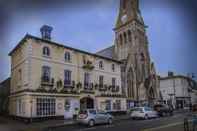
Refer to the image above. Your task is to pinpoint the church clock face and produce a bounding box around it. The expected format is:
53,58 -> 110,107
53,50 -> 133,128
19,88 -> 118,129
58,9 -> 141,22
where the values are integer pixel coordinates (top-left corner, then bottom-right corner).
121,14 -> 127,24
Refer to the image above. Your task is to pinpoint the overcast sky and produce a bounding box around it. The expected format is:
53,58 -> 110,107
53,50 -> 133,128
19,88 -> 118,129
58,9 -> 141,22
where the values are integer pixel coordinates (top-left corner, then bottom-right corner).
0,0 -> 197,81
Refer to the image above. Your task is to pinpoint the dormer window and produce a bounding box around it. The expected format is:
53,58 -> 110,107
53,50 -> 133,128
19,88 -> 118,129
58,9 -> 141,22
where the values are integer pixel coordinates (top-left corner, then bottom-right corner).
43,46 -> 50,57
99,61 -> 104,69
65,52 -> 71,62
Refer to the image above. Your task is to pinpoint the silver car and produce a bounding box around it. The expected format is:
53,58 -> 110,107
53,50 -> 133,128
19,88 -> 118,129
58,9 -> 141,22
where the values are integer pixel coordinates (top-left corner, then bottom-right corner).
77,109 -> 113,126
131,107 -> 158,120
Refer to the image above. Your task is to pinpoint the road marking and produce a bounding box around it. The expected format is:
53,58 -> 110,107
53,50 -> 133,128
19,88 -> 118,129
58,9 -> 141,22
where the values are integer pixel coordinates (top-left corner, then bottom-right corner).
142,120 -> 192,131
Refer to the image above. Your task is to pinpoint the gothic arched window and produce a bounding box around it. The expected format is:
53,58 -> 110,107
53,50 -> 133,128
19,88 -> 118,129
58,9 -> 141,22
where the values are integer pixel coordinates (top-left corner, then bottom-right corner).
119,34 -> 123,45
127,67 -> 134,98
140,53 -> 145,62
43,46 -> 50,56
123,32 -> 127,43
128,30 -> 132,42
123,0 -> 126,10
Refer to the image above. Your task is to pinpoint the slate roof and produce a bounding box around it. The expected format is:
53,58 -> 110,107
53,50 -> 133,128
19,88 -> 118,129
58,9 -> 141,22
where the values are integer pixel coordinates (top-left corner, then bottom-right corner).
96,45 -> 115,59
9,34 -> 121,63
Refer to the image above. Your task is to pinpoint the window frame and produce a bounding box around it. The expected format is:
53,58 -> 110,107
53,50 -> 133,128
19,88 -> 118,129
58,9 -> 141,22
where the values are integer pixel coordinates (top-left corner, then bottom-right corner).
42,66 -> 51,82
112,64 -> 115,72
99,75 -> 104,86
112,77 -> 116,87
64,70 -> 72,86
43,46 -> 50,57
99,61 -> 104,69
84,72 -> 90,88
36,98 -> 56,117
65,51 -> 71,62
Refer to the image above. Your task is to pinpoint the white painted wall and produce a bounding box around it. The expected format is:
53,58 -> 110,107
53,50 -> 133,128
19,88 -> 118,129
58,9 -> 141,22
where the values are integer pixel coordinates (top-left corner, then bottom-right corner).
160,77 -> 197,108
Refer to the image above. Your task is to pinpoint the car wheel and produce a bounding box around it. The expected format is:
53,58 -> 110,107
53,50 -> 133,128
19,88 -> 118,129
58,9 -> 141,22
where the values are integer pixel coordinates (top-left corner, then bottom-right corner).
108,118 -> 113,124
144,114 -> 149,120
88,120 -> 95,127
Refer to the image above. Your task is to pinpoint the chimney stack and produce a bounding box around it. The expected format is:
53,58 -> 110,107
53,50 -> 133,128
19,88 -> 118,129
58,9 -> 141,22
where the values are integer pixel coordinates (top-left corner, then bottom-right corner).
40,25 -> 53,40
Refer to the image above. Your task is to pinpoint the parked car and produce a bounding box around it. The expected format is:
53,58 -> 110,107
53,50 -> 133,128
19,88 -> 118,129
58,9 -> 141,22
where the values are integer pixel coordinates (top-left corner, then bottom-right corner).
130,107 -> 158,120
153,104 -> 173,117
77,109 -> 113,127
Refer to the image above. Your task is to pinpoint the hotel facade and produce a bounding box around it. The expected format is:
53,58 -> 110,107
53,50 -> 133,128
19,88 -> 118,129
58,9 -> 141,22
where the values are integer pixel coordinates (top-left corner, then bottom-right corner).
9,32 -> 126,119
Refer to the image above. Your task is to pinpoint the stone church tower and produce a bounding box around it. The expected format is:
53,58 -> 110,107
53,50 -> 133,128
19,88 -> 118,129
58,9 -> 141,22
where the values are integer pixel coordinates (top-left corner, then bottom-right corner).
114,0 -> 159,106
97,0 -> 159,107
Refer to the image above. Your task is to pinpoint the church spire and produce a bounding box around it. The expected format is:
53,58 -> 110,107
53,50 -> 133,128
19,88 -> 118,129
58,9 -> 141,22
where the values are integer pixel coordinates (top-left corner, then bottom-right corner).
115,0 -> 143,30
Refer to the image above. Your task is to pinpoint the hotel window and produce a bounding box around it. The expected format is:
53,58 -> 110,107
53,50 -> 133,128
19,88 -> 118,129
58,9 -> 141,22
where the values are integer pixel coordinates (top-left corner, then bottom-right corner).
99,61 -> 104,69
64,70 -> 71,86
99,75 -> 104,86
84,72 -> 90,88
105,100 -> 111,111
65,52 -> 71,62
112,78 -> 116,87
112,64 -> 115,72
43,46 -> 50,56
42,66 -> 51,82
36,98 -> 56,117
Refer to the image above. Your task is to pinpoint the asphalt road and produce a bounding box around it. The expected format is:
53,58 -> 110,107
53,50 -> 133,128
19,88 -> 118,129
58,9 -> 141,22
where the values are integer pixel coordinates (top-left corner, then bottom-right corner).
49,113 -> 191,131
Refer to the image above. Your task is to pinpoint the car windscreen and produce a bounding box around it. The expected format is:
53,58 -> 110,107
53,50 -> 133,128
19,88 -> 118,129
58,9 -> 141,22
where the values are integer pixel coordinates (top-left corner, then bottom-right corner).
89,110 -> 96,115
133,108 -> 143,112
